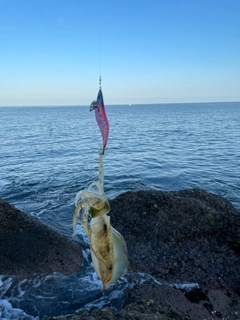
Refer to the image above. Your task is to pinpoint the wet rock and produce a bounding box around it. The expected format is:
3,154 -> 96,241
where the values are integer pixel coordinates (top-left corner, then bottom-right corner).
0,197 -> 82,276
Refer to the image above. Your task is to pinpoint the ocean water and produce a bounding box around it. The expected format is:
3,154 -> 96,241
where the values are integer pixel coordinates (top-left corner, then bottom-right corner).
0,102 -> 239,319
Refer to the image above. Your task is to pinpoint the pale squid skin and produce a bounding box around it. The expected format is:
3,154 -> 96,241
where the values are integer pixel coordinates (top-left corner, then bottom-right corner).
73,153 -> 129,289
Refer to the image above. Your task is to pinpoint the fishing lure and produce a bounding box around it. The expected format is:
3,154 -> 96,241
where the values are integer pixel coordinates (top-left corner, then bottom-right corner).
90,77 -> 109,155
73,80 -> 128,289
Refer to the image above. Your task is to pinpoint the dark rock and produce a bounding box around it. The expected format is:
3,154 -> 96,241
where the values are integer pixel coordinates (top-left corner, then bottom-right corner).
123,283 -> 240,320
0,197 -> 82,276
184,288 -> 208,303
109,188 -> 240,291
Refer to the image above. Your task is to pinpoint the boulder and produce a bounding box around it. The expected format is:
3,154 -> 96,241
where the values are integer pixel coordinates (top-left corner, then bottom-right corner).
123,283 -> 240,320
0,197 -> 82,276
108,188 -> 240,320
109,188 -> 240,291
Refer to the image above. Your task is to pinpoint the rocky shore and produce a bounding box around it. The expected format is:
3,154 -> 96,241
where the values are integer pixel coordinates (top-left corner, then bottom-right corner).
49,189 -> 240,320
1,188 -> 240,319
0,197 -> 82,276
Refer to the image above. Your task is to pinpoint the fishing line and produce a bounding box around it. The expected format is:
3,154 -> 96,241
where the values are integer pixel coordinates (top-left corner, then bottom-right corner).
99,30 -> 102,88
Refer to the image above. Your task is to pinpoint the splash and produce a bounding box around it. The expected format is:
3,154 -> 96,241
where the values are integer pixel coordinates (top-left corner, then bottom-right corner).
0,299 -> 38,320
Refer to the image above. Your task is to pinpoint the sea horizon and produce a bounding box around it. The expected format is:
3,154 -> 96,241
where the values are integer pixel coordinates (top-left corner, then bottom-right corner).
0,100 -> 240,108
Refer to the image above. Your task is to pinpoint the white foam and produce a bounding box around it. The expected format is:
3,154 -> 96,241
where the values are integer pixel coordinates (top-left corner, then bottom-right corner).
17,279 -> 28,298
173,283 -> 199,290
126,271 -> 199,291
0,299 -> 38,320
30,208 -> 46,218
75,223 -> 89,243
0,276 -> 13,296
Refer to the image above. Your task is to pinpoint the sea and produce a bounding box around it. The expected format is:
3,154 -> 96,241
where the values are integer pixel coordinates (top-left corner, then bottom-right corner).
0,102 -> 239,319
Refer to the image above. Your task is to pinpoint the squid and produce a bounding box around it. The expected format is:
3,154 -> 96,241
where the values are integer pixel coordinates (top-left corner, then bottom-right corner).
73,79 -> 128,289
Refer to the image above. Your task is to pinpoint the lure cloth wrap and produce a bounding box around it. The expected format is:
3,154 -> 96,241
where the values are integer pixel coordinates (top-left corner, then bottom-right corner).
90,89 -> 109,153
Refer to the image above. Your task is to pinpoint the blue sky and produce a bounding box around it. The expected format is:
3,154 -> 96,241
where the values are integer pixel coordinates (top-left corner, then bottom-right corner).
1,0 -> 240,106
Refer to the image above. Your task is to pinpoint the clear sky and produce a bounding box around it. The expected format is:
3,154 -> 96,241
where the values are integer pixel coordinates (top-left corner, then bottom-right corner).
1,0 -> 240,106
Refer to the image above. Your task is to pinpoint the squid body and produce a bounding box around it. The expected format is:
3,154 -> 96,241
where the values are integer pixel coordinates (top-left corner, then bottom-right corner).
73,152 -> 128,289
